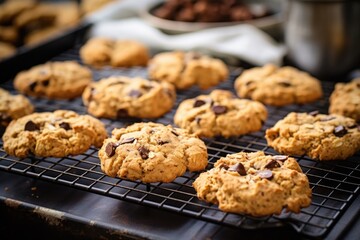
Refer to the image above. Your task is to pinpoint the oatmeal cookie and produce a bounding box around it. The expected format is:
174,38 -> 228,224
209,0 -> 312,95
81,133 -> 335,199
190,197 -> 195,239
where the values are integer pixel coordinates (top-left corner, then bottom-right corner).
98,122 -> 208,183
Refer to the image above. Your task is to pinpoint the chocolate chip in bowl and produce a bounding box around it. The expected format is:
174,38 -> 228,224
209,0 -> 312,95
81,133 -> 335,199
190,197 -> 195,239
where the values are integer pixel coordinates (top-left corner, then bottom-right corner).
140,0 -> 283,35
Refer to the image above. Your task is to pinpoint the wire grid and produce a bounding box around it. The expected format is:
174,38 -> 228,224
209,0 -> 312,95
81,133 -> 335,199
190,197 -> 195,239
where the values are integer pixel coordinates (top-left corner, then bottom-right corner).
0,46 -> 359,239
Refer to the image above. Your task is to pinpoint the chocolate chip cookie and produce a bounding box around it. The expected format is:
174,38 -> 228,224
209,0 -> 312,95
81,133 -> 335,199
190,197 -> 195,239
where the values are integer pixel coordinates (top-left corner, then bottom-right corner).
82,76 -> 176,119
234,64 -> 323,106
14,61 -> 92,99
2,110 -> 107,158
329,78 -> 360,122
266,112 -> 360,160
174,90 -> 267,138
148,51 -> 229,90
98,122 -> 208,183
0,88 -> 34,132
193,151 -> 311,217
80,37 -> 149,68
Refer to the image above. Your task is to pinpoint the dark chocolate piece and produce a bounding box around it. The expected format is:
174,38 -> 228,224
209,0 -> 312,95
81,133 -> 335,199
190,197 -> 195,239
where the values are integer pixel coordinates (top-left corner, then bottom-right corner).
24,120 -> 39,131
228,162 -> 246,176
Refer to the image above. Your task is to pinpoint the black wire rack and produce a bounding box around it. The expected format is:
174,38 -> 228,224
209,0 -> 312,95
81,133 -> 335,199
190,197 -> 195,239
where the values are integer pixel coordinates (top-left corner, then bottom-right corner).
0,46 -> 359,239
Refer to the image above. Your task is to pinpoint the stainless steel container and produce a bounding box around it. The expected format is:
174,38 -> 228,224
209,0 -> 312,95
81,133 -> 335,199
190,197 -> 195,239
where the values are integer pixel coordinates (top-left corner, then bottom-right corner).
285,0 -> 360,78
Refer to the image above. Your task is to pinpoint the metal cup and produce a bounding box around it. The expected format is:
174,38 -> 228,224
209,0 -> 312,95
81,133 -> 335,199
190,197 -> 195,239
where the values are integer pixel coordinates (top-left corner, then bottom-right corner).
285,0 -> 360,79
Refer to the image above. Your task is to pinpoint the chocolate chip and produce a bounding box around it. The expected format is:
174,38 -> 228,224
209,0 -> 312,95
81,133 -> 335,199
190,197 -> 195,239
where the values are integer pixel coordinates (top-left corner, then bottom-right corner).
333,125 -> 348,137
278,81 -> 291,87
228,163 -> 246,176
105,142 -> 117,157
157,140 -> 169,145
120,137 -> 135,144
212,105 -> 227,115
320,116 -> 336,122
272,155 -> 288,161
138,146 -> 150,159
195,117 -> 201,125
347,124 -> 358,129
117,109 -> 128,118
193,100 -> 206,108
29,82 -> 37,91
171,130 -> 179,136
257,169 -> 273,179
59,122 -> 71,130
129,90 -> 142,98
42,80 -> 50,86
308,110 -> 319,116
219,163 -> 229,170
264,160 -> 280,169
24,120 -> 39,131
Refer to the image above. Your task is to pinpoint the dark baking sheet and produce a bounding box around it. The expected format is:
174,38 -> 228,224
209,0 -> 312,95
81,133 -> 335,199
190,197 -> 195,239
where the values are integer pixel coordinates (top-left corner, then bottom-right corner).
0,42 -> 360,239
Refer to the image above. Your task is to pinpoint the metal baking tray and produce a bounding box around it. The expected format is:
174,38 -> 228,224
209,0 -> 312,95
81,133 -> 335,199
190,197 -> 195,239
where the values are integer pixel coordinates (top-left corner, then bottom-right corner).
0,32 -> 359,239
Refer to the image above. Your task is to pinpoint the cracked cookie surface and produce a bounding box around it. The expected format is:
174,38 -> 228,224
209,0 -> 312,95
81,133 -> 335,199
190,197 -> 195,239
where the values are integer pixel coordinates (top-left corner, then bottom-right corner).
14,61 -> 92,99
193,151 -> 311,216
266,112 -> 360,160
0,88 -> 34,130
82,76 -> 176,119
234,64 -> 323,106
80,37 -> 149,67
2,110 -> 107,158
329,78 -> 360,122
98,122 -> 208,183
174,90 -> 267,138
149,51 -> 228,90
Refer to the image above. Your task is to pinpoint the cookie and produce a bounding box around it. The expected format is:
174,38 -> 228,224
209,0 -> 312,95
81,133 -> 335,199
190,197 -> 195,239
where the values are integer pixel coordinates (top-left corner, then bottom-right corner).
193,151 -> 311,216
82,76 -> 176,119
0,42 -> 16,60
80,37 -> 149,67
14,61 -> 92,99
265,112 -> 360,160
2,110 -> 107,158
174,90 -> 267,138
0,88 -> 34,131
148,51 -> 228,90
98,122 -> 208,183
234,64 -> 323,106
329,78 -> 360,122
0,26 -> 18,44
0,0 -> 36,25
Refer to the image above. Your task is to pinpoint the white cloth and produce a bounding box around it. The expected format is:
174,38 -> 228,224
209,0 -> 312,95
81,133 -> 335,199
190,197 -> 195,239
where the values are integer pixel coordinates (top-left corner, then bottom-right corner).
85,0 -> 286,66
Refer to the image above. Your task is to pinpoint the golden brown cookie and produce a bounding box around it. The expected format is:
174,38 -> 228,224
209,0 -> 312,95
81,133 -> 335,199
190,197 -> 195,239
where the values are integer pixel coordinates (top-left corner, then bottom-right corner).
2,110 -> 107,158
82,76 -> 176,119
0,88 -> 34,131
234,64 -> 323,106
0,0 -> 36,25
265,112 -> 360,160
149,51 -> 228,90
14,61 -> 92,99
329,78 -> 360,122
98,122 -> 208,183
193,152 -> 311,216
80,37 -> 149,67
193,151 -> 312,217
0,42 -> 16,60
174,90 -> 267,137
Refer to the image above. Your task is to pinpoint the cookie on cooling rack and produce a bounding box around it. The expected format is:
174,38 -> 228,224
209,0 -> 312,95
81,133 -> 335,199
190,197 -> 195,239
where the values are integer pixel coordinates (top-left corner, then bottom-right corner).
14,61 -> 92,99
79,37 -> 149,67
148,51 -> 228,90
82,76 -> 176,119
234,64 -> 323,106
193,151 -> 312,217
2,110 -> 107,158
174,90 -> 267,138
0,88 -> 34,130
265,111 -> 360,160
329,78 -> 360,122
98,122 -> 208,183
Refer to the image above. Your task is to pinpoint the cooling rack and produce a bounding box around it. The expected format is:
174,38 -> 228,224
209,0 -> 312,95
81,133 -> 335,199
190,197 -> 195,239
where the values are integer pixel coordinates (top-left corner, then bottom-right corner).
0,46 -> 359,239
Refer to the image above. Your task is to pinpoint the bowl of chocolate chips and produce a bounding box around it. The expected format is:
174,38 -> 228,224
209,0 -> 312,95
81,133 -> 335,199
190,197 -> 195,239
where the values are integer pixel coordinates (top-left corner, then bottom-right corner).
141,0 -> 283,34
